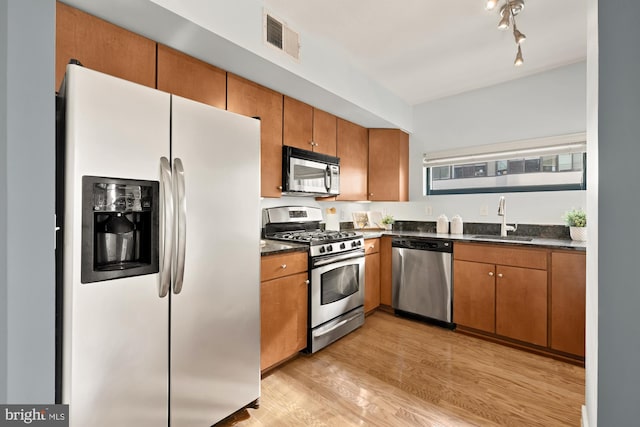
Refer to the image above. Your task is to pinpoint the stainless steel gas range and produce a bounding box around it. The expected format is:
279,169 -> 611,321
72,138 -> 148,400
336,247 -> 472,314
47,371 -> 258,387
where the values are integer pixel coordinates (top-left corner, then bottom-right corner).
263,206 -> 365,353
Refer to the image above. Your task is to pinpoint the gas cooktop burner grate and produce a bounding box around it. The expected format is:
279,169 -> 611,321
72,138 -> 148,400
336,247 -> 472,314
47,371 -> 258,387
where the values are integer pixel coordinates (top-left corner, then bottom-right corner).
269,230 -> 360,244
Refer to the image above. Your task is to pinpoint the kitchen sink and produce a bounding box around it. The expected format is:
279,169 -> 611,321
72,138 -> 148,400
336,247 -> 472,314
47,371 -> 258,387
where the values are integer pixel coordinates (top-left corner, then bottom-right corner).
473,235 -> 534,242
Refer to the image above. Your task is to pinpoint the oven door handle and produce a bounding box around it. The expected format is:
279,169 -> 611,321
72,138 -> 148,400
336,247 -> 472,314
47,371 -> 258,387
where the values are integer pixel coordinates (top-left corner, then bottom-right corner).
313,311 -> 363,338
313,250 -> 365,267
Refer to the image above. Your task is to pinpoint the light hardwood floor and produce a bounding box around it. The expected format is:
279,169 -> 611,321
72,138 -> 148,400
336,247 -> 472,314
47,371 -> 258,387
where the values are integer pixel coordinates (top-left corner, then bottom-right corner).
218,311 -> 585,426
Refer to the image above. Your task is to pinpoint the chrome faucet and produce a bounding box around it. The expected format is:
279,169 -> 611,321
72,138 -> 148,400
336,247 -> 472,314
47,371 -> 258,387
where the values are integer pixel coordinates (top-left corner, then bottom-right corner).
497,196 -> 516,237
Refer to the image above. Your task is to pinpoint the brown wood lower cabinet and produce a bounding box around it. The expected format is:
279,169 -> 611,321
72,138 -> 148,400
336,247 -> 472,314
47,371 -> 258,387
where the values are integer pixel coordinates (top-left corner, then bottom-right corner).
551,251 -> 586,357
379,236 -> 393,306
364,238 -> 380,313
495,265 -> 548,347
453,242 -> 585,362
260,252 -> 308,372
453,260 -> 496,333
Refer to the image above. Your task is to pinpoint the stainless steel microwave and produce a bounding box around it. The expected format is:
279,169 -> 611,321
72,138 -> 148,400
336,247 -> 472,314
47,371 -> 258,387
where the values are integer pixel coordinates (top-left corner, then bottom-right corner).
282,146 -> 340,197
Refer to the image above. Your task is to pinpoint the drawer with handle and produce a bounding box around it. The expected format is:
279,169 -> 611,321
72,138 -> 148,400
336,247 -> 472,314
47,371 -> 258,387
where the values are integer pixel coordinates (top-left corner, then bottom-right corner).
364,238 -> 380,255
261,251 -> 308,282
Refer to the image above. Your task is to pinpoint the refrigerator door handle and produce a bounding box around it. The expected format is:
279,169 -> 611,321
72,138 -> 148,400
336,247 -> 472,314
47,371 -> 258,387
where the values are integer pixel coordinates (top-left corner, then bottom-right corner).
159,157 -> 174,298
172,157 -> 187,294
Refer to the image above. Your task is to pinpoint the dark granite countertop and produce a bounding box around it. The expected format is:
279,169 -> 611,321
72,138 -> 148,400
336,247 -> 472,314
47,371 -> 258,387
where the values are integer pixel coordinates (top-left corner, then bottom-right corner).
260,239 -> 308,256
361,230 -> 586,251
260,223 -> 586,256
353,220 -> 586,251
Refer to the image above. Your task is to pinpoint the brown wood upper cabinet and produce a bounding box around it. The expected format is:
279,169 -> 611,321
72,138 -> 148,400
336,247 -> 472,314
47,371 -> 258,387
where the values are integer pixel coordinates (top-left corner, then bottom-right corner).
156,45 -> 226,109
312,108 -> 338,157
56,2 -> 156,90
368,129 -> 409,201
336,119 -> 369,201
227,74 -> 284,198
283,96 -> 312,150
283,96 -> 337,156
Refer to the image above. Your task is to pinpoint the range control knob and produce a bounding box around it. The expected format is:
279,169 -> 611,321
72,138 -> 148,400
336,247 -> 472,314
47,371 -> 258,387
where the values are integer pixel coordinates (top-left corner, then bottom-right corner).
351,241 -> 358,248
319,246 -> 326,253
356,240 -> 362,247
340,243 -> 346,249
326,245 -> 333,252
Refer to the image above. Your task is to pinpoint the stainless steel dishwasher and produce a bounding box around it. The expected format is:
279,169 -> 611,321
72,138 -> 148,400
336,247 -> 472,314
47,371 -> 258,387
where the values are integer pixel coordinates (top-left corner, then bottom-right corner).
392,237 -> 453,327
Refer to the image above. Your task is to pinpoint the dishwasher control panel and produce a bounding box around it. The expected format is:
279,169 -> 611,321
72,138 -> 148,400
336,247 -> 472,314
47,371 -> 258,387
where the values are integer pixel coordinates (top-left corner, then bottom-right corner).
392,238 -> 452,253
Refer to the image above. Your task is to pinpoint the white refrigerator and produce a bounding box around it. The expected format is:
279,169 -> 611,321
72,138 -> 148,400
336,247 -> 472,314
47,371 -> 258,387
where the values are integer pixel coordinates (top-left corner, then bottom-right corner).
57,64 -> 261,426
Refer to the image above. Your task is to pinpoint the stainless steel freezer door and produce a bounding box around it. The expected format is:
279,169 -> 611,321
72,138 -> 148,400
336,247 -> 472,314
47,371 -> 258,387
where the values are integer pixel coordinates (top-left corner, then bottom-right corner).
169,95 -> 261,427
62,65 -> 170,427
391,247 -> 452,322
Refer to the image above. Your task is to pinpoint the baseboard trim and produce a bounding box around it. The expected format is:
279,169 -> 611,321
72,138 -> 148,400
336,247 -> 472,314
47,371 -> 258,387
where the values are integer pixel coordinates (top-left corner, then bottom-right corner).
581,405 -> 589,427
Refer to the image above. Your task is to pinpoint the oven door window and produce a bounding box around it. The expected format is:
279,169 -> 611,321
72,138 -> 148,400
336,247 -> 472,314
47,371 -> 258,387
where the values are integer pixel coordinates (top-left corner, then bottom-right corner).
321,264 -> 360,305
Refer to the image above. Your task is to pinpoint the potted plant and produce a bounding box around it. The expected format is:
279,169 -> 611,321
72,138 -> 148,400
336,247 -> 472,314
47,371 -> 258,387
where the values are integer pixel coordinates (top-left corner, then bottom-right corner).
381,215 -> 395,231
563,208 -> 587,241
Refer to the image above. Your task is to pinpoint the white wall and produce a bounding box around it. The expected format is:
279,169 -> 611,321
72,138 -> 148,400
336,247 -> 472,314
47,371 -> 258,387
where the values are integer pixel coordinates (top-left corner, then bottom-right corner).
371,62 -> 587,226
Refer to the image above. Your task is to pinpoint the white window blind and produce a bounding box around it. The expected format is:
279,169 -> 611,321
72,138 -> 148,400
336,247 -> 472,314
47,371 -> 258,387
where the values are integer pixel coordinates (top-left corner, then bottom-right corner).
423,133 -> 587,167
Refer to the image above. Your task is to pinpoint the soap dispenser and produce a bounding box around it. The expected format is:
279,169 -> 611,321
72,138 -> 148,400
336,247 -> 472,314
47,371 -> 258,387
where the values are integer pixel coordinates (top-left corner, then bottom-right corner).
436,214 -> 449,234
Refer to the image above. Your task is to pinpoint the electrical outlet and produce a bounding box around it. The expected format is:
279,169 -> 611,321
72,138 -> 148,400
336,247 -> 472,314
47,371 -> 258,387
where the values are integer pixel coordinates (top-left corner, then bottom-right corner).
425,206 -> 433,216
339,210 -> 346,220
480,205 -> 489,216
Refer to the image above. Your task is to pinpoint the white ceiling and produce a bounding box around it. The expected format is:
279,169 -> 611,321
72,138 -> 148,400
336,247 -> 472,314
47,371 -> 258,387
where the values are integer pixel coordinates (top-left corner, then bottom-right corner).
264,0 -> 587,106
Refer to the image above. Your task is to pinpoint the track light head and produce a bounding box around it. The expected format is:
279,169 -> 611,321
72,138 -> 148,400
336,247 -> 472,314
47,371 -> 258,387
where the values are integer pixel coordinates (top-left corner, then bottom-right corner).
514,45 -> 524,66
513,27 -> 526,44
485,0 -> 499,10
497,10 -> 511,30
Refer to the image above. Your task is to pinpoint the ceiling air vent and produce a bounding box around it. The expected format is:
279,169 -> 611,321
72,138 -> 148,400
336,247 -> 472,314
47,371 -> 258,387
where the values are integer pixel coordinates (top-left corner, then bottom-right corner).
264,12 -> 300,60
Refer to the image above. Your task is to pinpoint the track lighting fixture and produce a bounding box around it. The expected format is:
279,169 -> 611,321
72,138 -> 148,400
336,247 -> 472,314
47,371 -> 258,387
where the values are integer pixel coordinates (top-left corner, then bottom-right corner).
487,0 -> 527,66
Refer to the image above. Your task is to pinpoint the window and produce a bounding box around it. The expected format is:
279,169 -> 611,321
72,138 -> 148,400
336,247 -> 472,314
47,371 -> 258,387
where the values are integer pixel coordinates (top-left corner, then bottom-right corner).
424,134 -> 586,195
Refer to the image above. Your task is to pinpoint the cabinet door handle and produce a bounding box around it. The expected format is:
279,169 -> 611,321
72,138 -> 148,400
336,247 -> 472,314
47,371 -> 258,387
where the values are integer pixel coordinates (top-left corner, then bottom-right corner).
277,185 -> 283,190
305,280 -> 310,285
488,271 -> 494,276
497,273 -> 503,278
281,264 -> 287,269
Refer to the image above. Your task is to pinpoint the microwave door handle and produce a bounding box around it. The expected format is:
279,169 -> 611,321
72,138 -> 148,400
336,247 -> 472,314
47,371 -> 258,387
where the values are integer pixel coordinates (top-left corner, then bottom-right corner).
324,166 -> 331,191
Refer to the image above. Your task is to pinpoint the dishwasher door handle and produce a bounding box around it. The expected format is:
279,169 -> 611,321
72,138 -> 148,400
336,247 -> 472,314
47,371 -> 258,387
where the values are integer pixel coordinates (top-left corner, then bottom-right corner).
391,248 -> 405,309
